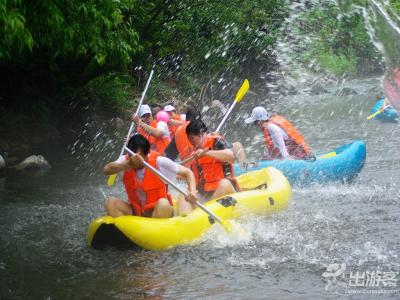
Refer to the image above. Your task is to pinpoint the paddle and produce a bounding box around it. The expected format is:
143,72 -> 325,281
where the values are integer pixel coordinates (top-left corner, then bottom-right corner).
366,104 -> 390,120
124,146 -> 232,232
107,70 -> 155,186
215,79 -> 250,132
180,79 -> 250,165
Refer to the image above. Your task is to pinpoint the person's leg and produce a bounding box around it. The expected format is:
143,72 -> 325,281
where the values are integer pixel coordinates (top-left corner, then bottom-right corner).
104,196 -> 133,217
232,142 -> 247,164
211,178 -> 236,200
177,194 -> 195,216
152,198 -> 174,218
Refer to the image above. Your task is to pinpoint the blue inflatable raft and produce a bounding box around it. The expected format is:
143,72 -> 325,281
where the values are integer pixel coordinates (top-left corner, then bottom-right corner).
234,141 -> 366,186
370,99 -> 398,122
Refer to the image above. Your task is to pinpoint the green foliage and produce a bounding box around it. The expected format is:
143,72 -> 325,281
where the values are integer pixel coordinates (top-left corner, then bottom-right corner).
83,73 -> 132,112
389,0 -> 400,13
0,0 -> 141,65
317,50 -> 357,77
0,0 -> 289,126
295,0 -> 382,77
131,0 -> 288,82
0,1 -> 33,58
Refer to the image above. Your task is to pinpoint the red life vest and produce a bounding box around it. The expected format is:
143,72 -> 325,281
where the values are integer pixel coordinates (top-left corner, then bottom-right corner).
168,114 -> 183,139
191,134 -> 236,192
138,120 -> 170,154
174,121 -> 194,164
262,115 -> 311,159
123,152 -> 172,216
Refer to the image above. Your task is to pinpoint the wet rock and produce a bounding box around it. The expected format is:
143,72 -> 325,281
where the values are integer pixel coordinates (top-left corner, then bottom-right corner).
0,154 -> 5,170
210,100 -> 227,115
15,155 -> 51,172
367,86 -> 384,99
276,83 -> 299,96
336,87 -> 358,96
113,117 -> 124,129
308,83 -> 328,95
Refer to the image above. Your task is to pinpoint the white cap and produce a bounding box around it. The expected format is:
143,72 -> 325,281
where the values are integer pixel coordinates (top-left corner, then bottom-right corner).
164,105 -> 176,112
244,106 -> 271,124
139,104 -> 152,117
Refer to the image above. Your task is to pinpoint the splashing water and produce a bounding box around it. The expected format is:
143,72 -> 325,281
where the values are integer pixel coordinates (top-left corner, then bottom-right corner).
337,0 -> 400,110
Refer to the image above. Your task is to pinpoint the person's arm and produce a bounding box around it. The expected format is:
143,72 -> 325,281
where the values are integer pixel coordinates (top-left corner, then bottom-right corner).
201,148 -> 234,163
268,123 -> 290,158
169,119 -> 185,126
157,157 -> 197,203
132,114 -> 164,137
139,120 -> 164,137
103,155 -> 143,175
176,165 -> 197,196
198,137 -> 233,163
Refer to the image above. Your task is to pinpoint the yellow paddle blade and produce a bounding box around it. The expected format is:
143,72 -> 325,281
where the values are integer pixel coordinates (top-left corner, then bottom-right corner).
107,174 -> 117,187
221,220 -> 233,232
367,110 -> 383,120
319,151 -> 336,159
367,104 -> 390,120
234,79 -> 250,103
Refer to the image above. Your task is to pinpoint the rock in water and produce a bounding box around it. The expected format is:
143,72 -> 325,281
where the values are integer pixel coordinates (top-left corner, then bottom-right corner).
15,155 -> 51,172
0,154 -> 5,170
336,87 -> 358,96
113,117 -> 124,129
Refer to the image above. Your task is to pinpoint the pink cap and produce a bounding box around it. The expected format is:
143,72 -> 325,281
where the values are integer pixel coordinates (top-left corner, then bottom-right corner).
155,111 -> 170,123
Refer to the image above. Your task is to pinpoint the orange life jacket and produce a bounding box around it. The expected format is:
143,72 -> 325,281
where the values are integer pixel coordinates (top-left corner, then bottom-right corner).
262,114 -> 311,159
168,114 -> 183,139
191,134 -> 236,192
123,152 -> 172,216
174,122 -> 194,163
138,120 -> 171,154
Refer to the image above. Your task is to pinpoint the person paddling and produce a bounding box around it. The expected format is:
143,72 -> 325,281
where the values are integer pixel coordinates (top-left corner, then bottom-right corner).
164,104 -> 185,138
132,104 -> 171,154
164,108 -> 247,166
245,106 -> 312,160
103,134 -> 197,218
185,120 -> 239,202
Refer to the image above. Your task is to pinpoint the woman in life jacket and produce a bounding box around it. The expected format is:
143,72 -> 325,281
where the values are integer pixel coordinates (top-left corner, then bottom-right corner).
164,104 -> 185,139
103,134 -> 197,218
132,104 -> 171,154
164,108 -> 247,167
164,108 -> 202,164
185,119 -> 238,202
245,106 -> 312,160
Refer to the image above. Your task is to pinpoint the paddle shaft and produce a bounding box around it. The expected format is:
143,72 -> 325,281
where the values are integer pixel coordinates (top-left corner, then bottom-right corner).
117,70 -> 155,158
367,104 -> 390,120
180,79 -> 249,166
215,101 -> 237,133
178,102 -> 236,166
180,149 -> 209,165
124,147 -> 223,225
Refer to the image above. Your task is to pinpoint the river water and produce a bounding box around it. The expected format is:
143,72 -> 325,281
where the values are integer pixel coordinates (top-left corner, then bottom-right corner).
1,78 -> 399,299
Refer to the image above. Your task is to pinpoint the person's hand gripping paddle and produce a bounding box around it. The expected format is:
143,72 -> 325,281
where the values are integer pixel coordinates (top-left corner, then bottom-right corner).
107,70 -> 154,186
180,79 -> 250,165
123,146 -> 233,232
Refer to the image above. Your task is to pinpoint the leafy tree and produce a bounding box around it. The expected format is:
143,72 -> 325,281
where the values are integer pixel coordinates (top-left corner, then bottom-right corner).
294,0 -> 382,77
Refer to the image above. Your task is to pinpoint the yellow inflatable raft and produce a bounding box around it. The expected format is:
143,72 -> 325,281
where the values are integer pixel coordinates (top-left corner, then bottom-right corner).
88,167 -> 292,250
